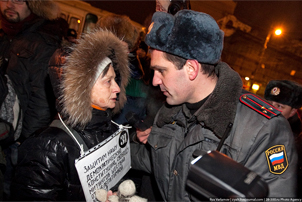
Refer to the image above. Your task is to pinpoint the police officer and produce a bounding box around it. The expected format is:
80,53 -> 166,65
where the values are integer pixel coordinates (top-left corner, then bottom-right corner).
130,10 -> 298,200
265,80 -> 302,121
265,79 -> 302,197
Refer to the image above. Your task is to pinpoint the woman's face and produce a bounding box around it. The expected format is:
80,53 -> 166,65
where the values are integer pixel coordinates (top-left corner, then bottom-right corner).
91,65 -> 120,110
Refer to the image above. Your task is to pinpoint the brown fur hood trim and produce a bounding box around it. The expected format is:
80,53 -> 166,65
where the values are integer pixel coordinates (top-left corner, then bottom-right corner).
60,30 -> 130,128
27,0 -> 60,20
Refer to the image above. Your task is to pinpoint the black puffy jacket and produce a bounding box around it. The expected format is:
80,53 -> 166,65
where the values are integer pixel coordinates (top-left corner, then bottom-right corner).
11,109 -> 118,201
0,18 -> 61,139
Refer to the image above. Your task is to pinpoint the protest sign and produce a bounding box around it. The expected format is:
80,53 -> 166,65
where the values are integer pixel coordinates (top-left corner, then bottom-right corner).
75,128 -> 131,202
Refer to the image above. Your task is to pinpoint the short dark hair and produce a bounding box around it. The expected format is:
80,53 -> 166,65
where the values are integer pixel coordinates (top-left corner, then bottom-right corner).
200,63 -> 216,77
163,52 -> 186,70
162,51 -> 216,77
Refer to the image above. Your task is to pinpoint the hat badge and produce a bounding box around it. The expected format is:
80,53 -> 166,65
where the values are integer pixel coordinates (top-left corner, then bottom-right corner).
147,22 -> 154,35
271,87 -> 280,96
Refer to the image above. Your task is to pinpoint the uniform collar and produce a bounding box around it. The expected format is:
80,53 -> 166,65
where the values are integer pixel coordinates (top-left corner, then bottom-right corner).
156,62 -> 243,139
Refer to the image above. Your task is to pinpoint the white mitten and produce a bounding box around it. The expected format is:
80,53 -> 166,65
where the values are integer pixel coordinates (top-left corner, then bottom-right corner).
118,180 -> 147,202
95,189 -> 108,202
118,180 -> 136,198
95,179 -> 147,202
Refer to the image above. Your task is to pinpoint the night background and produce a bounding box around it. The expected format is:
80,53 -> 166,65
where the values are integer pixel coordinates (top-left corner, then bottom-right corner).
85,1 -> 302,40
86,1 -> 156,27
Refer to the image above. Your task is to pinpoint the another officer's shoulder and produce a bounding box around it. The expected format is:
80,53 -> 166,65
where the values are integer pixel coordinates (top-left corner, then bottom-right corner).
239,93 -> 281,119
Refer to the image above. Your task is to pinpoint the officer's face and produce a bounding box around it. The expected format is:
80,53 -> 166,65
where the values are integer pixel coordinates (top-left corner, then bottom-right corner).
150,50 -> 192,105
269,101 -> 297,119
0,0 -> 31,23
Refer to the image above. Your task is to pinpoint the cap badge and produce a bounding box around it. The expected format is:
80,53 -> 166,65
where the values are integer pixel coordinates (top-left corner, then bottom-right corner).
271,87 -> 280,96
147,22 -> 154,35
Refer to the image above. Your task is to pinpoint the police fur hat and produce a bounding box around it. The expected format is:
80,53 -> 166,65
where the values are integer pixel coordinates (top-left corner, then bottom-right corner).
61,30 -> 130,127
264,80 -> 302,109
97,14 -> 139,51
145,9 -> 224,64
27,0 -> 60,20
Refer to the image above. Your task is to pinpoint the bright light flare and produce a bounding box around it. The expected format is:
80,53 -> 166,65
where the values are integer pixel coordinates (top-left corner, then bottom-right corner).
290,70 -> 296,76
275,29 -> 282,36
252,84 -> 260,91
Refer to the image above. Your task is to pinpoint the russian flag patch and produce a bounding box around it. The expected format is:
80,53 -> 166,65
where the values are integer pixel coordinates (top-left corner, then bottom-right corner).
265,145 -> 288,174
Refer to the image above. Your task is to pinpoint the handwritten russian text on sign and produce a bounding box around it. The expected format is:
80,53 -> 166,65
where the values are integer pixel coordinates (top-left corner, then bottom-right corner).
75,128 -> 131,202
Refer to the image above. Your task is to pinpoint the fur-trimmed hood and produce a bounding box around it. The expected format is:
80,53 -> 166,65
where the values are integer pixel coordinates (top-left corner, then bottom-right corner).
27,0 -> 60,20
60,30 -> 130,128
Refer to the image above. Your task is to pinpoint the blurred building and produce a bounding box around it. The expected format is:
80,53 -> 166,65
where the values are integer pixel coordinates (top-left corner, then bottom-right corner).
222,28 -> 302,96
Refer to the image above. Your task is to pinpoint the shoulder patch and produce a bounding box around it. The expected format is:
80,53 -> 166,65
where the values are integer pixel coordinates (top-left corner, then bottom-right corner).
240,94 -> 281,119
265,145 -> 288,174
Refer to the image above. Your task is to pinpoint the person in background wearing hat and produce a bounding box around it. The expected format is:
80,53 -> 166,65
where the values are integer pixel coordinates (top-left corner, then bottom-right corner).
0,0 -> 62,199
264,80 -> 302,121
264,79 -> 302,197
130,10 -> 297,200
10,30 -> 130,201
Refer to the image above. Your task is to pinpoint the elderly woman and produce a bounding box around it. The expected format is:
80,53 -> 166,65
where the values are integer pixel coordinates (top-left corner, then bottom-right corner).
10,30 -> 130,201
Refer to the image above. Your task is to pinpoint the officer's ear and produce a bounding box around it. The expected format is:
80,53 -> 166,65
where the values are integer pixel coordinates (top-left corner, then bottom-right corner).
289,108 -> 297,119
185,59 -> 200,81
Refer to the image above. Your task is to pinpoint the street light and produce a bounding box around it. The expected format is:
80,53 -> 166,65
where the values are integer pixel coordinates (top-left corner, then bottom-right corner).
259,27 -> 283,68
249,26 -> 283,94
251,26 -> 283,77
275,29 -> 282,36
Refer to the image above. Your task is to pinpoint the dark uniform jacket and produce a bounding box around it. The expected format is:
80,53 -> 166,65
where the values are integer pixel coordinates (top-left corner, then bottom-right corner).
0,17 -> 61,139
131,62 -> 297,201
11,109 -> 118,201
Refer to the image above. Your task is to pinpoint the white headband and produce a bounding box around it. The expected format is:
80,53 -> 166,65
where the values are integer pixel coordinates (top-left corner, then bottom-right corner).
94,57 -> 112,84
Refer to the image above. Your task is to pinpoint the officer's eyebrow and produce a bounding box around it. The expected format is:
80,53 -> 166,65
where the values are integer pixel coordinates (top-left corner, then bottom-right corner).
150,65 -> 166,71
